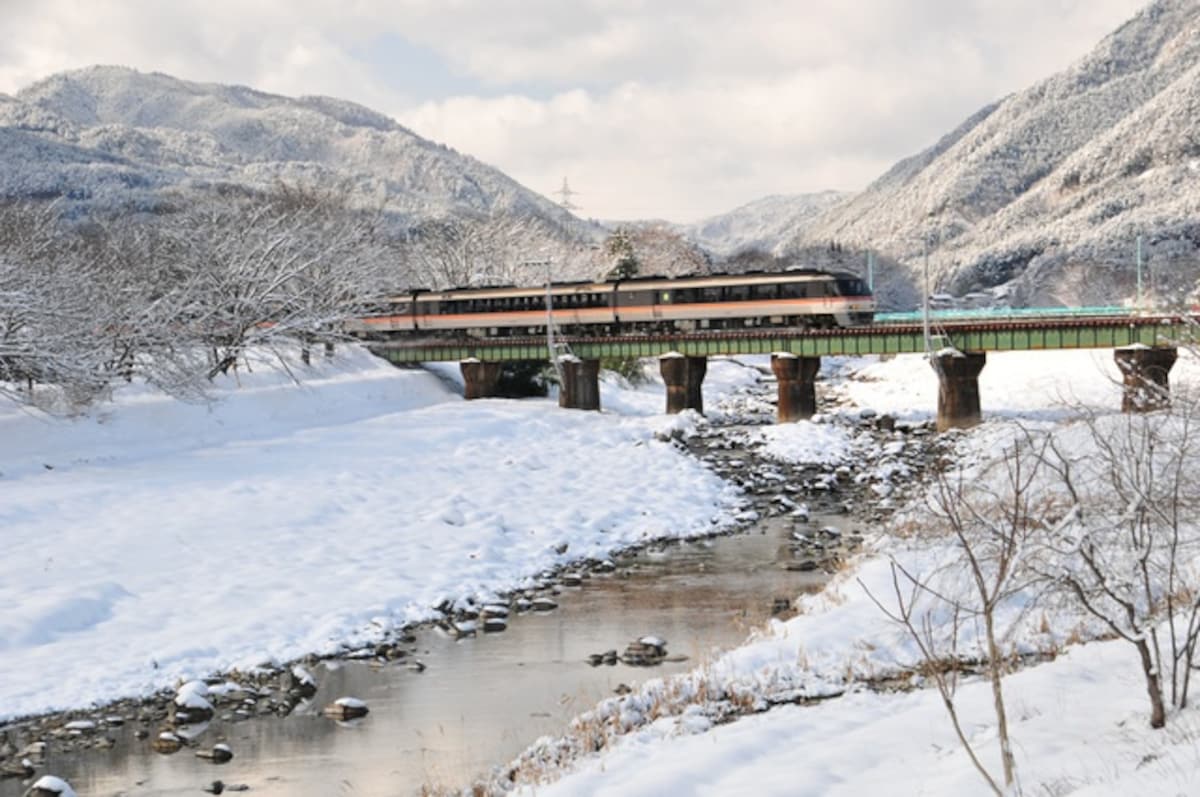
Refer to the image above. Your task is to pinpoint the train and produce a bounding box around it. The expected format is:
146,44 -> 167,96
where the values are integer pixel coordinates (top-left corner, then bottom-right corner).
353,270 -> 875,338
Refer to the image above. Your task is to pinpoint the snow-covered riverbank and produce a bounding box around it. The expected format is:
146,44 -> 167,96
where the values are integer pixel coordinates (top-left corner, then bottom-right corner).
498,348 -> 1200,797
1,348 -> 763,721
6,345 -> 1200,797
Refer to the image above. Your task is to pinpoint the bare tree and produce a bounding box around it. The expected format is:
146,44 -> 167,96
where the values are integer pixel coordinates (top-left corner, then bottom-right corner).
157,184 -> 390,378
0,200 -> 111,405
1036,395 -> 1200,729
863,434 -> 1052,795
256,182 -> 392,365
405,211 -> 548,289
77,211 -> 222,400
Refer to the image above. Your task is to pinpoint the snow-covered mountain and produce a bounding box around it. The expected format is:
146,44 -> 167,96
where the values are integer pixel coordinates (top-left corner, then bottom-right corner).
0,66 -> 580,230
681,191 -> 850,257
787,0 -> 1200,306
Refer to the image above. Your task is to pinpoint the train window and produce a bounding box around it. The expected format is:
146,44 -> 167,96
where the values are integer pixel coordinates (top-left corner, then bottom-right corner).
752,284 -> 778,301
726,286 -> 750,302
780,283 -> 805,299
702,287 -> 722,303
843,278 -> 866,295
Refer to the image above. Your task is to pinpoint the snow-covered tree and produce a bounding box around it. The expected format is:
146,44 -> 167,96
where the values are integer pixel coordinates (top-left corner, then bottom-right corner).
603,227 -> 640,280
1038,399 -> 1200,729
155,184 -> 391,377
0,201 -> 109,404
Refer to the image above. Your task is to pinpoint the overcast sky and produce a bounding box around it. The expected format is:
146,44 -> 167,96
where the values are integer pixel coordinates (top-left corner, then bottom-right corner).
0,0 -> 1150,223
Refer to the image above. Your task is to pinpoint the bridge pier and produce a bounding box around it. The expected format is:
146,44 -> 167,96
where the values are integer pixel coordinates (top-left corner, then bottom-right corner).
558,357 -> 601,411
1115,346 -> 1177,413
771,353 -> 820,422
932,351 -> 987,431
460,358 -> 502,400
659,353 -> 706,414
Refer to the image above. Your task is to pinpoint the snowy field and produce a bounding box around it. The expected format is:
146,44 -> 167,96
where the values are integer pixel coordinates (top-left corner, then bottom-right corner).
7,345 -> 1200,797
0,347 -> 761,720
508,348 -> 1200,797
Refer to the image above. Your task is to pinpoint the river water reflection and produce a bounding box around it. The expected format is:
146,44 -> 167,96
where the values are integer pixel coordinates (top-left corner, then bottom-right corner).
6,515 -> 833,797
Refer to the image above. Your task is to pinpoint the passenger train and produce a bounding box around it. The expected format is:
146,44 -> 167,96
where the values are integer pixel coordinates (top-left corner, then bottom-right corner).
354,270 -> 875,338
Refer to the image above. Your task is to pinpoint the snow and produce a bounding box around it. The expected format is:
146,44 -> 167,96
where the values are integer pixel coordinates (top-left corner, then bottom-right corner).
174,681 -> 213,711
0,346 -> 748,720
752,421 -> 853,466
291,665 -> 316,685
27,776 -> 77,797
506,345 -> 1200,797
681,191 -> 849,255
828,348 -> 1169,423
1,66 -> 578,231
528,640 -> 1196,797
681,1 -> 1200,307
8,341 -> 1200,796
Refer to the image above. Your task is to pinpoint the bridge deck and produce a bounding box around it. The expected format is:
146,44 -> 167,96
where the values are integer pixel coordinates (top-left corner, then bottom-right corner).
367,315 -> 1191,364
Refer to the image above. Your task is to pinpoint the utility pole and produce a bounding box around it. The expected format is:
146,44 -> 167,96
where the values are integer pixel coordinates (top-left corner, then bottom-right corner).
1136,233 -> 1144,309
524,257 -> 573,384
922,234 -> 932,354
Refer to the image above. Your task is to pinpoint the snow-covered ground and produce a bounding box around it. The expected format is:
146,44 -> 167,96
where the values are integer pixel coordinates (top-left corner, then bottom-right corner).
0,347 -> 761,720
507,348 -> 1200,797
8,345 -> 1200,797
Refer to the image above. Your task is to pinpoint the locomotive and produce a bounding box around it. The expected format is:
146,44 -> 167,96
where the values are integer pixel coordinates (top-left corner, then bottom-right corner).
355,270 -> 874,338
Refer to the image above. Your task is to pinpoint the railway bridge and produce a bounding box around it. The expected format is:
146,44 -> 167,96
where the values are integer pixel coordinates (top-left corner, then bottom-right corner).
365,310 -> 1192,430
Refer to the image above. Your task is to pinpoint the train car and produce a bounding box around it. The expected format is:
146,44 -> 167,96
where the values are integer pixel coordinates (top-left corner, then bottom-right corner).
354,270 -> 874,338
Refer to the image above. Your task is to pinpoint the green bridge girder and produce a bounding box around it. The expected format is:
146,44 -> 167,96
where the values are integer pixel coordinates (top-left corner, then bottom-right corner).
367,316 -> 1190,365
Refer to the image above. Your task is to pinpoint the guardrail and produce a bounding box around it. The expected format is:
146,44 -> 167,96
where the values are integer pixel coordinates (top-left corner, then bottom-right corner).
367,313 -> 1192,364
874,305 -> 1131,323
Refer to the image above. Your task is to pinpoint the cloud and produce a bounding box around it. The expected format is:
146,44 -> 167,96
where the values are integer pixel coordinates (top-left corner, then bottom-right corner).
0,0 -> 1151,221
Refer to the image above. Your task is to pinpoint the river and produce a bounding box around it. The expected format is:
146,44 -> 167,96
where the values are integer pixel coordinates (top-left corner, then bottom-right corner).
3,513 -> 834,797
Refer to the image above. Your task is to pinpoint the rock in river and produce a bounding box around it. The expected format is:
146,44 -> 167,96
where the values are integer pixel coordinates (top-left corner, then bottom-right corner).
196,743 -> 234,763
323,697 -> 369,721
22,775 -> 77,797
482,617 -> 508,633
152,732 -> 184,755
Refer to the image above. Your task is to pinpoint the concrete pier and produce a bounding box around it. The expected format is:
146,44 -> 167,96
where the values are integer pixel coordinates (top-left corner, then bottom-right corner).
460,359 -> 502,400
931,351 -> 987,431
771,353 -> 820,422
659,353 -> 707,414
1114,346 -> 1177,413
558,357 -> 601,411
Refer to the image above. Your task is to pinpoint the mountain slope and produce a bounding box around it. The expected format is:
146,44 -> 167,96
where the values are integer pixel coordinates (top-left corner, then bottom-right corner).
791,0 -> 1200,306
682,191 -> 850,256
0,66 -> 579,228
